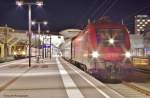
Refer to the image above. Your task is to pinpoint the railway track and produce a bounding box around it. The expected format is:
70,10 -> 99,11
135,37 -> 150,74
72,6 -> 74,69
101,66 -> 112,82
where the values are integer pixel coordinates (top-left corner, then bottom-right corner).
135,68 -> 150,74
123,82 -> 150,96
107,82 -> 150,98
65,58 -> 150,97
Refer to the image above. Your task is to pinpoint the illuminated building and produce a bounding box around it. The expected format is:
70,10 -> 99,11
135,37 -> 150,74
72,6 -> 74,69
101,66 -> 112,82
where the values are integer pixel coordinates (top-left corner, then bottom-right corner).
135,15 -> 150,34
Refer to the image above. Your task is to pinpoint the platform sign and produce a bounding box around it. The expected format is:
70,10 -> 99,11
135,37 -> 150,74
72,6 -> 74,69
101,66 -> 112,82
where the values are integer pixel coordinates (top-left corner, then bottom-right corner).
39,44 -> 51,48
145,48 -> 150,55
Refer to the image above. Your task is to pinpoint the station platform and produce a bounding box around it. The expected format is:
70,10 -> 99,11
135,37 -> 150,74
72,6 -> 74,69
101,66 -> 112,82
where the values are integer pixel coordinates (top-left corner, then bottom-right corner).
0,57 -> 125,98
0,56 -> 15,63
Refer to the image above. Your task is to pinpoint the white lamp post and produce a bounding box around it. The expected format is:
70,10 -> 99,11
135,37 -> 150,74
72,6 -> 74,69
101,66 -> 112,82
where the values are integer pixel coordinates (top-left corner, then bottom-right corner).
16,0 -> 43,67
32,21 -> 48,61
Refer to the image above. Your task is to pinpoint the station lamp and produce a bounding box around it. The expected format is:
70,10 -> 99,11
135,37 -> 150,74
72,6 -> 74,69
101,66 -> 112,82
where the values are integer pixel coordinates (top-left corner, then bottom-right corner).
16,1 -> 43,7
16,1 -> 23,7
31,21 -> 48,26
43,21 -> 48,25
36,1 -> 43,7
31,21 -> 36,25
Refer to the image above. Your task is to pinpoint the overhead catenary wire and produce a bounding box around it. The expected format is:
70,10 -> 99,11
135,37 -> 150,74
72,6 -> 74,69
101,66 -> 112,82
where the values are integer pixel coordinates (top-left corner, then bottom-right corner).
78,0 -> 99,23
119,5 -> 150,34
86,0 -> 118,22
90,0 -> 108,19
121,4 -> 150,22
91,0 -> 117,20
75,0 -> 99,27
101,0 -> 119,17
75,0 -> 110,28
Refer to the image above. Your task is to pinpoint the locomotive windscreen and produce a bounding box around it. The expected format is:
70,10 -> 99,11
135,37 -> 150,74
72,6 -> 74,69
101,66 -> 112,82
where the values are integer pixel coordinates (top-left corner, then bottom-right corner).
96,29 -> 125,46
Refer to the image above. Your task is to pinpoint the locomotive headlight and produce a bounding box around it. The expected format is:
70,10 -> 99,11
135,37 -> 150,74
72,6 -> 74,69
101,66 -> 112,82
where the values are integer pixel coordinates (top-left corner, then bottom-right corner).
22,51 -> 26,55
92,51 -> 99,58
109,38 -> 114,44
13,52 -> 17,55
125,51 -> 131,58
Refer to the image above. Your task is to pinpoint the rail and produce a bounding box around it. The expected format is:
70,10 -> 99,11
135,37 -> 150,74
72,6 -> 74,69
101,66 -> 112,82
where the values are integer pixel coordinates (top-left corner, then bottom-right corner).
123,82 -> 150,96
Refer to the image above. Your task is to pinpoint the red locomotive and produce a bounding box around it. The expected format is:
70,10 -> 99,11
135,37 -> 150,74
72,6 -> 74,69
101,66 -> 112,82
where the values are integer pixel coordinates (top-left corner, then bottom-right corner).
62,17 -> 131,81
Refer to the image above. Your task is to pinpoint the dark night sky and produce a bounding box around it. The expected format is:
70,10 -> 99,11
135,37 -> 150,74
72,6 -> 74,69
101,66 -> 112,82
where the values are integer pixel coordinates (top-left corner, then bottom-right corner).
0,0 -> 150,34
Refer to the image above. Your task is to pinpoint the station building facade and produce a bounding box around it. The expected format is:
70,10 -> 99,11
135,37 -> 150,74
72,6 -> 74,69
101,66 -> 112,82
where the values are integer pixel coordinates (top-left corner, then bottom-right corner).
0,26 -> 28,59
133,15 -> 150,57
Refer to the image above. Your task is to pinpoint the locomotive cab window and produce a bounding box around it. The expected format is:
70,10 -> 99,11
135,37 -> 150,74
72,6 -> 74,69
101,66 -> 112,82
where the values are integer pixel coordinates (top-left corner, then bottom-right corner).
96,29 -> 125,46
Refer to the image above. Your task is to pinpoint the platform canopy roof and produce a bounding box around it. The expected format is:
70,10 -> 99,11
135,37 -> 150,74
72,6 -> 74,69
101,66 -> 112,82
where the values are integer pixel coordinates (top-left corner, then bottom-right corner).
0,26 -> 28,46
59,29 -> 82,39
